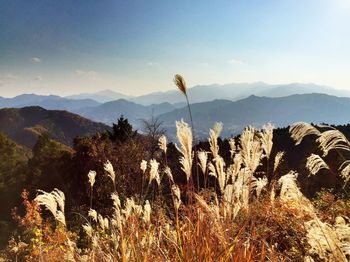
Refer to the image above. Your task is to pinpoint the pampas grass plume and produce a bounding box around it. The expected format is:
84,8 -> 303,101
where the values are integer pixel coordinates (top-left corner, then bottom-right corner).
104,160 -> 116,184
289,122 -> 321,145
174,74 -> 187,96
88,170 -> 97,188
175,119 -> 193,182
158,135 -> 167,154
306,154 -> 329,176
140,160 -> 147,174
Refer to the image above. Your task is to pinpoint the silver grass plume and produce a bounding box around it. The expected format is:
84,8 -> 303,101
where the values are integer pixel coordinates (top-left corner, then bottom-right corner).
149,159 -> 160,186
289,122 -> 321,145
194,194 -> 221,222
51,188 -> 65,214
35,190 -> 57,216
231,153 -> 242,181
339,160 -> 350,186
143,200 -> 151,224
88,170 -> 97,188
88,209 -> 98,222
158,135 -> 167,154
255,176 -> 268,197
241,185 -> 250,209
98,214 -> 105,230
123,198 -> 136,220
82,223 -> 93,238
35,189 -> 66,226
103,217 -> 109,230
228,138 -> 236,159
173,74 -> 187,96
240,126 -> 263,174
164,166 -> 174,183
171,184 -> 181,210
104,160 -> 116,184
278,172 -> 315,215
317,129 -> 350,156
306,154 -> 329,176
208,156 -> 226,193
208,122 -> 223,159
140,160 -> 147,174
223,184 -> 241,219
305,219 -> 347,261
111,192 -> 121,210
175,120 -> 193,182
273,151 -> 285,172
260,123 -> 274,159
334,216 -> 350,258
278,172 -> 303,202
197,150 -> 208,175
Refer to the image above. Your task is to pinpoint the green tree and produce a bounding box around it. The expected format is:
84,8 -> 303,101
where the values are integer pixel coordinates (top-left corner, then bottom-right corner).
26,133 -> 72,193
108,116 -> 137,143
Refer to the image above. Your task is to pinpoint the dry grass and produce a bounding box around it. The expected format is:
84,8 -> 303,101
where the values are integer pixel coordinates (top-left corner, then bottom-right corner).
4,120 -> 350,262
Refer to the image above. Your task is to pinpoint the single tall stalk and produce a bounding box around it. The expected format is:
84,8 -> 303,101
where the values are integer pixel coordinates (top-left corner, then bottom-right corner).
174,74 -> 200,191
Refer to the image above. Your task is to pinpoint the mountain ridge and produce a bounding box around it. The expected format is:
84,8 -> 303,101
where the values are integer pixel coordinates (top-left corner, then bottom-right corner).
157,93 -> 350,139
0,106 -> 110,148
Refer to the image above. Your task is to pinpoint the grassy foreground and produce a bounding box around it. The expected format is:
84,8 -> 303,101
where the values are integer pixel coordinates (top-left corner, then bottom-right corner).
1,120 -> 350,261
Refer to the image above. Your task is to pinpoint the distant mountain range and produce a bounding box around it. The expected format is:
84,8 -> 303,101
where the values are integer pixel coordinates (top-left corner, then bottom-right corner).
157,93 -> 350,139
2,82 -> 350,109
0,107 -> 110,148
73,100 -> 180,127
66,89 -> 133,103
64,82 -> 350,105
1,82 -> 350,141
0,94 -> 100,111
2,93 -> 348,144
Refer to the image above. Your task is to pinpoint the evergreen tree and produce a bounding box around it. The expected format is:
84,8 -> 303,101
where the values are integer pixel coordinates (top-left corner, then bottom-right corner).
108,116 -> 137,143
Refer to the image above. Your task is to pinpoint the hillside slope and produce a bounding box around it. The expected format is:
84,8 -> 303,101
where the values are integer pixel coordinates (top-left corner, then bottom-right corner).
0,107 -> 110,148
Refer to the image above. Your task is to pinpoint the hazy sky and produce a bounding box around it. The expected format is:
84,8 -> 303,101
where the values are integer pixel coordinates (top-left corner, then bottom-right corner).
1,0 -> 350,97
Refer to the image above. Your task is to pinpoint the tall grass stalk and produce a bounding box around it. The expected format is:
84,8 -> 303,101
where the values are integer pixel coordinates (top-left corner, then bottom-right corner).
174,74 -> 199,191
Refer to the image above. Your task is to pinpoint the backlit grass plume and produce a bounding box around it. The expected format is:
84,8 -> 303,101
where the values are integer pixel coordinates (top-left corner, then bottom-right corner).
175,119 -> 193,182
208,156 -> 226,193
35,188 -> 66,226
273,151 -> 285,173
239,126 -> 263,174
260,123 -> 274,160
140,160 -> 147,174
339,161 -> 350,186
149,159 -> 160,186
88,170 -> 97,188
197,150 -> 208,175
209,122 -> 223,159
158,135 -> 167,154
317,129 -> 350,156
306,154 -> 329,176
104,160 -> 116,185
228,138 -> 236,158
289,122 -> 321,145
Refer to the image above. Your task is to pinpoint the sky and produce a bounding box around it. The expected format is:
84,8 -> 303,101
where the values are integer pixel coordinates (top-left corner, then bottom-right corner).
1,0 -> 350,97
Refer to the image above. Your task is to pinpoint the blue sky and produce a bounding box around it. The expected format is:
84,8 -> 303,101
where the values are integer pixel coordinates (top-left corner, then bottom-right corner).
1,0 -> 350,97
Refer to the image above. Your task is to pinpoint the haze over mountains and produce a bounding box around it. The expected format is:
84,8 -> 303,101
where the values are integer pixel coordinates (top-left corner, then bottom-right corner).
63,82 -> 350,104
0,94 -> 99,111
66,89 -> 133,103
159,93 -> 350,138
1,82 -> 350,141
